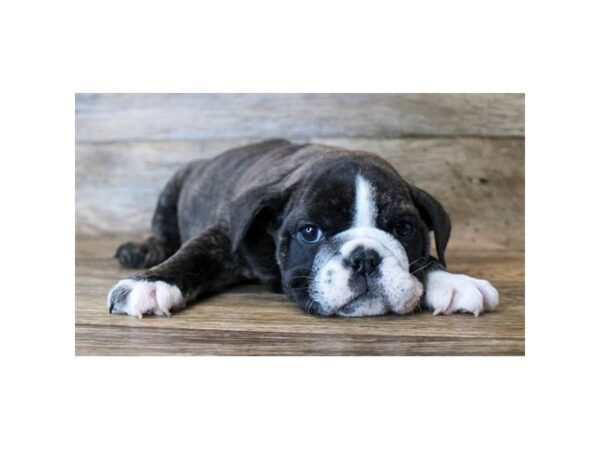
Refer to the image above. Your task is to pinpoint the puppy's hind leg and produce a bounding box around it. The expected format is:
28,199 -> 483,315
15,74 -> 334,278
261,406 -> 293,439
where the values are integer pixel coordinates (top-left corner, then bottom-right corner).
115,236 -> 178,269
115,165 -> 192,269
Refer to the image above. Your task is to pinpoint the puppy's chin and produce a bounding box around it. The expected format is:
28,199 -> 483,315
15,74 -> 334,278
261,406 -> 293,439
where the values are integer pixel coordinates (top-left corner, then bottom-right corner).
284,262 -> 423,317
336,296 -> 389,317
306,228 -> 424,317
310,268 -> 423,317
336,280 -> 423,317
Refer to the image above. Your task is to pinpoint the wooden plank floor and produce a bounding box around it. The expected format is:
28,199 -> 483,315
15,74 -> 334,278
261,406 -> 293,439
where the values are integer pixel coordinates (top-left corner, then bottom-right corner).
75,239 -> 524,356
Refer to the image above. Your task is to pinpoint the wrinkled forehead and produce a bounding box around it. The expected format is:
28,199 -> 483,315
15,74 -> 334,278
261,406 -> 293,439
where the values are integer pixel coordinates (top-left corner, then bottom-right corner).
293,164 -> 415,232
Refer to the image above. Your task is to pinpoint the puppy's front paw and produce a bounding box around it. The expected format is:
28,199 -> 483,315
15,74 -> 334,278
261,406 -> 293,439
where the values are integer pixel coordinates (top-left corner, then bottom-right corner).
107,279 -> 185,318
424,271 -> 499,317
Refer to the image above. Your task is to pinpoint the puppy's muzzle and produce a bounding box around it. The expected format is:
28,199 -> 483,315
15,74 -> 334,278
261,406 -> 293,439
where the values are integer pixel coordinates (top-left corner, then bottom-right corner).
309,227 -> 422,316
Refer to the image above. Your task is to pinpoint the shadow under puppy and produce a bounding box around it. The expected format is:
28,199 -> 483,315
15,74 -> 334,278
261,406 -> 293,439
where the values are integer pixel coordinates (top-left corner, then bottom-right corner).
108,139 -> 499,318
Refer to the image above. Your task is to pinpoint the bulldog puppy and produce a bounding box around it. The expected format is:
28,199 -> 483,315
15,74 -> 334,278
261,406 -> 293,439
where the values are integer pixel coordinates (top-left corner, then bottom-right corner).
108,139 -> 499,318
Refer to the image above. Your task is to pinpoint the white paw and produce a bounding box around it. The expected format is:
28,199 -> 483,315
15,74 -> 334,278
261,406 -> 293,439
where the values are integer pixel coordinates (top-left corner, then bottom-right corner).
107,279 -> 185,318
424,271 -> 499,317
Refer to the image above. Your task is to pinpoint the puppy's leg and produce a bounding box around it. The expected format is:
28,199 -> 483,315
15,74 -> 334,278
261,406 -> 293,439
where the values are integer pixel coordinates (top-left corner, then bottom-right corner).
415,257 -> 500,317
108,226 -> 243,317
115,165 -> 190,269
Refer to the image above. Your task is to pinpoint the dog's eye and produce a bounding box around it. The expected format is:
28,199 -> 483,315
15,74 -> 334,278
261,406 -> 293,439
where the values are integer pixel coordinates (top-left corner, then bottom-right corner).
297,224 -> 323,243
395,222 -> 413,238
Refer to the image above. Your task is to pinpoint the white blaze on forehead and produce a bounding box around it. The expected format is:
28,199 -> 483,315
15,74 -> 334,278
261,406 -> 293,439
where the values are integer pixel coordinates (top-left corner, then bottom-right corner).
353,175 -> 376,228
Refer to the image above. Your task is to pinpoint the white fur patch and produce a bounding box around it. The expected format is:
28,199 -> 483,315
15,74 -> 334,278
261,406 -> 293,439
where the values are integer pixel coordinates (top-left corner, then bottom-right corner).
338,227 -> 410,270
309,226 -> 420,316
313,258 -> 354,311
378,257 -> 423,314
335,258 -> 423,317
424,271 -> 499,316
107,279 -> 185,318
353,175 -> 376,228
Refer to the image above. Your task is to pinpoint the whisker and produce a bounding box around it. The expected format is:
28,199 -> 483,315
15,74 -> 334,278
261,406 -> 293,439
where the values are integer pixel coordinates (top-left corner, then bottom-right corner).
287,275 -> 315,282
287,286 -> 311,291
409,256 -> 428,267
410,261 -> 435,275
306,299 -> 315,314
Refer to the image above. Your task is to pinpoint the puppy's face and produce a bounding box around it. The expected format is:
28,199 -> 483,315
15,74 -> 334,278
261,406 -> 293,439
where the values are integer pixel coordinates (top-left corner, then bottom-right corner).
276,164 -> 432,316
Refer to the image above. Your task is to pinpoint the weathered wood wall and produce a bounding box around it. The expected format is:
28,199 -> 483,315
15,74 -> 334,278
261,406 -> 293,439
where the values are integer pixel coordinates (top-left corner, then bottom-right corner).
76,93 -> 524,141
75,94 -> 524,250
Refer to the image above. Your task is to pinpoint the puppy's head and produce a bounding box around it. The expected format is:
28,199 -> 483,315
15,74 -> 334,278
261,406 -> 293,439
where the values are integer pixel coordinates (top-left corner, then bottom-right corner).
231,153 -> 451,317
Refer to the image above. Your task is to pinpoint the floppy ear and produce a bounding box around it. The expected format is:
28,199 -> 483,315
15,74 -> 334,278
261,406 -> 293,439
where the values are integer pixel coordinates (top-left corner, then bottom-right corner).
228,185 -> 288,253
409,185 -> 452,267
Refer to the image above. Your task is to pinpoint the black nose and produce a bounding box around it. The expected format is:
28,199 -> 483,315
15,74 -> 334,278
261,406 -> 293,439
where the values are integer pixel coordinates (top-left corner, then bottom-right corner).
346,247 -> 381,275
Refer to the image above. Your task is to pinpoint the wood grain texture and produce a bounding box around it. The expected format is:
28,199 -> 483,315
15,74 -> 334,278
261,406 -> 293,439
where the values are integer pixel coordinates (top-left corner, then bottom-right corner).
75,93 -> 524,142
75,239 -> 524,356
76,137 -> 524,250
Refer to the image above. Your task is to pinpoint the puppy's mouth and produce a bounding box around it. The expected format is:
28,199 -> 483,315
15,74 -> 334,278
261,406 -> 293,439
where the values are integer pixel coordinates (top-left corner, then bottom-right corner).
336,272 -> 379,308
335,283 -> 380,316
336,295 -> 367,315
333,275 -> 421,317
306,291 -> 371,316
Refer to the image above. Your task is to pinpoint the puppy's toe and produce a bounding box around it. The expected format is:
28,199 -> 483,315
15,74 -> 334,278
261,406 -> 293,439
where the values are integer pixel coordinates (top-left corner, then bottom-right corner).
107,279 -> 185,318
425,271 -> 499,317
446,283 -> 484,316
472,278 -> 500,311
428,286 -> 453,315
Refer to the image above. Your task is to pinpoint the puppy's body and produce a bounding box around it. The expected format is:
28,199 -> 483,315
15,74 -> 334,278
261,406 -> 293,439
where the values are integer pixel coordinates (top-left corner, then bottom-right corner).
108,139 -> 499,318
